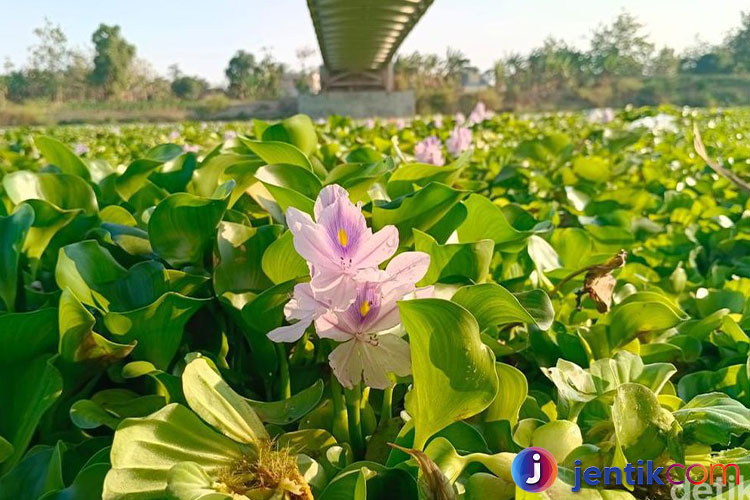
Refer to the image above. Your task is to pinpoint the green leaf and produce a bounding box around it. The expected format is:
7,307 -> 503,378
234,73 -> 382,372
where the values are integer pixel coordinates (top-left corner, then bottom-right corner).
372,183 -> 467,246
3,171 -> 98,216
0,442 -> 65,500
214,222 -> 282,295
573,156 -> 611,182
56,240 -> 127,311
456,194 -> 551,250
400,298 -> 499,449
484,363 -> 528,426
0,204 -> 33,311
103,293 -> 208,369
182,356 -> 269,445
261,230 -> 309,285
247,379 -> 325,425
608,300 -> 685,348
165,461 -> 232,500
452,283 -> 554,331
387,150 -> 469,198
674,393 -> 750,446
241,138 -> 313,170
22,200 -> 79,262
148,191 -> 229,267
59,288 -> 135,366
102,404 -> 244,500
0,436 -> 12,464
325,157 -> 393,203
254,163 -> 322,215
36,135 -> 91,180
115,144 -> 184,200
320,463 -> 416,500
41,462 -> 110,500
530,420 -> 583,462
612,383 -> 676,461
413,229 -> 493,285
0,309 -> 62,473
265,114 -> 318,156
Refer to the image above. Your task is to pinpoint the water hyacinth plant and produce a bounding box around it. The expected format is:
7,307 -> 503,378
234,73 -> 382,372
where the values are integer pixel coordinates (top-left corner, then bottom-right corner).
3,107 -> 750,500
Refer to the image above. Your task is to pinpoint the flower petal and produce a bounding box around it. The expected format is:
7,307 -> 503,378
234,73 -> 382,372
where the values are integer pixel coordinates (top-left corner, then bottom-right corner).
351,225 -> 399,269
268,317 -> 312,343
309,270 -> 357,310
315,312 -> 355,342
328,340 -> 363,390
314,184 -> 350,220
286,208 -> 338,271
384,251 -> 430,290
361,334 -> 412,389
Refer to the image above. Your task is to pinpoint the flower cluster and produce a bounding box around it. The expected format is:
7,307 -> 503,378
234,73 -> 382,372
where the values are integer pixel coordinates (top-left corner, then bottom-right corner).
467,101 -> 492,125
268,185 -> 430,389
446,126 -> 472,156
414,135 -> 445,166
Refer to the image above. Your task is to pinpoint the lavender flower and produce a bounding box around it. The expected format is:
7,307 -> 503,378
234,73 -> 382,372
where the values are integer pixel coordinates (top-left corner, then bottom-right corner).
414,136 -> 445,166
446,126 -> 472,157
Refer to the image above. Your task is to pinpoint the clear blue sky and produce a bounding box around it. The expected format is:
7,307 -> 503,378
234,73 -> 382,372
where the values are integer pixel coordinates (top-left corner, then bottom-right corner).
0,0 -> 746,85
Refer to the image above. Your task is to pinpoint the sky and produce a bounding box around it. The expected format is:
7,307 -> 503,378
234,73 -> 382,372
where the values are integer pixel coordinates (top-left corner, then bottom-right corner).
0,0 -> 746,86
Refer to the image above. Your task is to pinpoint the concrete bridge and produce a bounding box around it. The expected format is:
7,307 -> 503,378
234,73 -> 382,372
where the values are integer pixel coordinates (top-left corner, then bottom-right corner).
300,0 -> 434,117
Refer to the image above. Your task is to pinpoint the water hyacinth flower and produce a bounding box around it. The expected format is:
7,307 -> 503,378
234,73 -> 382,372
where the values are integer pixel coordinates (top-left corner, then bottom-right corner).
169,130 -> 180,141
454,112 -> 466,125
285,185 -> 399,307
73,143 -> 89,155
183,144 -> 200,153
223,130 -> 237,141
316,253 -> 430,389
414,136 -> 445,166
628,113 -> 678,133
586,107 -> 615,124
446,126 -> 472,156
432,114 -> 443,128
269,184 -> 431,389
467,101 -> 490,126
364,118 -> 375,129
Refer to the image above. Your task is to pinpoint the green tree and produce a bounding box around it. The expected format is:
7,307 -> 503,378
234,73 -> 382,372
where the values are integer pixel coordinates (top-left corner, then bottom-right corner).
171,73 -> 208,100
727,11 -> 750,72
28,18 -> 70,101
225,50 -> 256,99
89,24 -> 135,98
649,47 -> 679,77
589,11 -> 654,77
225,50 -> 283,100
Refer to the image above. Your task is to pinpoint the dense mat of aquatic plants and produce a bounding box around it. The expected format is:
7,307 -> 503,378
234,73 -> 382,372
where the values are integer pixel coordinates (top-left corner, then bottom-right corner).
1,105 -> 750,499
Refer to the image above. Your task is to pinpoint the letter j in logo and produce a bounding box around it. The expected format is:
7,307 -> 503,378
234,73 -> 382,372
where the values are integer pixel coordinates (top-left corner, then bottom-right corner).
511,447 -> 558,493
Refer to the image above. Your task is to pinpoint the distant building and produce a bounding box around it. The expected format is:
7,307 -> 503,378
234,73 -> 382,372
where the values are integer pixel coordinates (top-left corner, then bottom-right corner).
461,67 -> 491,92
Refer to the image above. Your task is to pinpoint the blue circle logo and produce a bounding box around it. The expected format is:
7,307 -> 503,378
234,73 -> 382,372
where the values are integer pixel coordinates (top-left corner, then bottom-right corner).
511,447 -> 558,492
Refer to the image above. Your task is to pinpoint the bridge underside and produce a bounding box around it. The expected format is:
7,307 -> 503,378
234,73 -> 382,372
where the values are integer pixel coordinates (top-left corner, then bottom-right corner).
307,0 -> 434,91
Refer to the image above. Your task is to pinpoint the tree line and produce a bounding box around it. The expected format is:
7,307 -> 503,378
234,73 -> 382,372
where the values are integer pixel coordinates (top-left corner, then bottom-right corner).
2,11 -> 749,110
0,19 -> 314,104
394,11 -> 750,111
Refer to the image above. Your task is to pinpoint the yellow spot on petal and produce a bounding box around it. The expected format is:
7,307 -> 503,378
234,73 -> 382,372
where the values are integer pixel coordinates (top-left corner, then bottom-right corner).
338,228 -> 349,247
359,300 -> 370,317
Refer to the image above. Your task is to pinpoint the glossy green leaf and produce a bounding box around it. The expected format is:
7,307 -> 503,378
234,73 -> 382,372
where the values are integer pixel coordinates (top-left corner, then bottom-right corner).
372,183 -> 467,245
261,230 -> 309,284
148,190 -> 229,267
452,283 -> 554,331
0,204 -> 33,311
400,298 -> 499,449
413,229 -> 493,285
36,135 -> 90,180
0,309 -> 62,473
